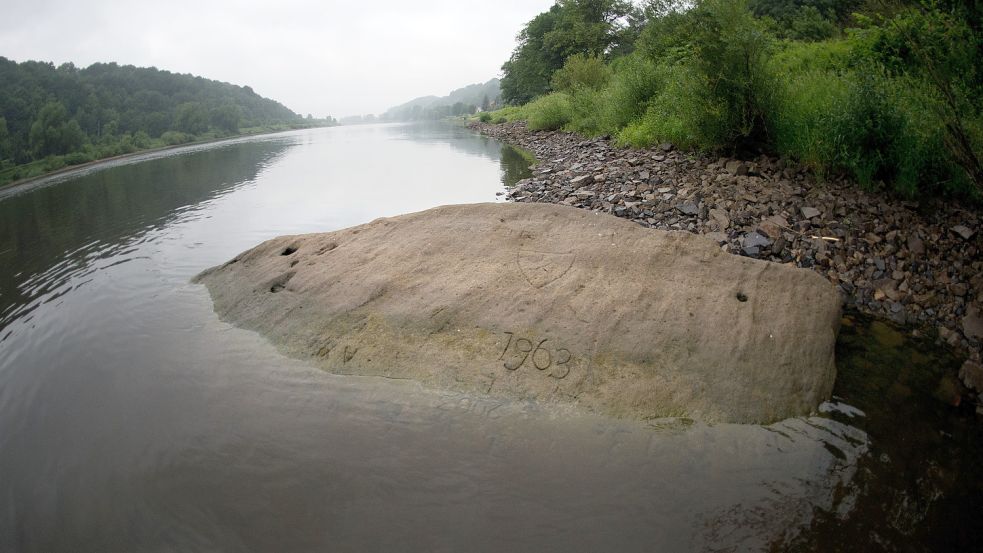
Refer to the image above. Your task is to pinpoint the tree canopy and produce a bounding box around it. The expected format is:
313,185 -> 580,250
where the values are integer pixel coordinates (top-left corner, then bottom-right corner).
500,0 -> 639,104
0,57 -> 327,171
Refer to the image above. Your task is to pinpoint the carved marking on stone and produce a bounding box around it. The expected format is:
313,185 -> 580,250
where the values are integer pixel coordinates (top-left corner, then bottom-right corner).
517,250 -> 575,289
343,345 -> 358,363
498,331 -> 574,379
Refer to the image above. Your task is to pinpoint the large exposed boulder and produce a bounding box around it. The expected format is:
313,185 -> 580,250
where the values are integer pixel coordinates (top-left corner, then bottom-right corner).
194,203 -> 842,423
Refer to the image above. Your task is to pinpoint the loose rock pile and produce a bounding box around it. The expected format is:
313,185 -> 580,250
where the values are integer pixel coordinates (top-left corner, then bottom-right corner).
472,121 -> 982,364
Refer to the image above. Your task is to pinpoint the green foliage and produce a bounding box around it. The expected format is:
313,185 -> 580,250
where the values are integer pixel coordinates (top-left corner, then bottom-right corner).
526,93 -> 574,131
488,105 -> 529,123
748,0 -> 860,24
210,104 -> 241,134
684,0 -> 776,149
161,131 -> 193,145
0,56 -> 329,183
175,102 -> 209,135
597,53 -> 665,132
28,101 -> 85,158
550,53 -> 612,92
617,63 -> 724,149
501,0 -> 636,104
787,6 -> 839,40
478,111 -> 493,123
0,116 -> 11,161
501,6 -> 565,104
496,0 -> 981,199
565,87 -> 608,135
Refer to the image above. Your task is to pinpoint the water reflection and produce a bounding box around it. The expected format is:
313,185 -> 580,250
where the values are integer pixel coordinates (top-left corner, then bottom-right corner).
782,314 -> 983,552
387,120 -> 532,186
499,142 -> 533,187
0,140 -> 293,332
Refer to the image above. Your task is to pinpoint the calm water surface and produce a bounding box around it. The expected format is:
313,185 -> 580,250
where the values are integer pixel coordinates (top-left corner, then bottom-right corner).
0,122 -> 978,552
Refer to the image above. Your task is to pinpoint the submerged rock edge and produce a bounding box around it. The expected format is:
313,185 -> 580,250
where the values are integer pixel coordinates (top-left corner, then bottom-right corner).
194,202 -> 842,424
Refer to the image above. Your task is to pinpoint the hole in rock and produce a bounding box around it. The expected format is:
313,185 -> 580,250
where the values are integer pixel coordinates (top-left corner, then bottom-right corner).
281,246 -> 298,256
268,271 -> 296,294
736,292 -> 749,302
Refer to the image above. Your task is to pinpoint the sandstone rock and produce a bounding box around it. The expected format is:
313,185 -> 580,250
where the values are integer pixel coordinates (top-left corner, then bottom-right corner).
677,202 -> 700,216
708,208 -> 730,231
195,203 -> 841,424
758,215 -> 788,239
801,207 -> 821,219
960,360 -> 983,393
743,232 -> 771,249
952,225 -> 975,241
725,161 -> 748,176
570,175 -> 593,187
964,306 -> 983,341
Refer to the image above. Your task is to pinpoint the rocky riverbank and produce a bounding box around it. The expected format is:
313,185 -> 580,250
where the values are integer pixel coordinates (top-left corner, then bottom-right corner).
471,121 -> 983,370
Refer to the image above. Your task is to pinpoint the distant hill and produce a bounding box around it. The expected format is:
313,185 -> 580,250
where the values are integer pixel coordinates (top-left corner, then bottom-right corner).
383,79 -> 501,121
0,57 -> 335,184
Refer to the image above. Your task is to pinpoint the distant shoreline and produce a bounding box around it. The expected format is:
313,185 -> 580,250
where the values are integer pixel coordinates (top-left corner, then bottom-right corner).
0,126 -> 328,195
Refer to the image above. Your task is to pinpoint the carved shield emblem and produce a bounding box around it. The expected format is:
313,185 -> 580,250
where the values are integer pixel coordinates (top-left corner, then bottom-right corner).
517,250 -> 575,289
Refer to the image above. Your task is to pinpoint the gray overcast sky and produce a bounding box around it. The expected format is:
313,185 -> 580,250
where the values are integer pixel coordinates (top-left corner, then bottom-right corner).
0,0 -> 555,117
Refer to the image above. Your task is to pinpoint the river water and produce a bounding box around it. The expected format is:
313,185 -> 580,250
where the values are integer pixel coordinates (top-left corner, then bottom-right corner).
0,122 -> 978,552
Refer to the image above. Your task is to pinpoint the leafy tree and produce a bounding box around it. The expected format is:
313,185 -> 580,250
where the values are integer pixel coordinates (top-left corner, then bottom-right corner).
0,116 -> 11,162
175,102 -> 209,135
748,0 -> 862,23
551,53 -> 613,91
501,0 -> 635,104
28,101 -> 85,157
501,5 -> 565,104
210,104 -> 241,133
0,56 -> 315,171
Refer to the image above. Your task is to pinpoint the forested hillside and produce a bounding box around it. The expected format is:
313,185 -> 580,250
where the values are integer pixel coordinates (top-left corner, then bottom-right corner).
489,0 -> 982,200
384,79 -> 502,121
0,58 -> 335,185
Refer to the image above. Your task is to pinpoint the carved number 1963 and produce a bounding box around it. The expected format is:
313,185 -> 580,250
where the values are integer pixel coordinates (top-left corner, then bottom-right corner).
498,332 -> 571,379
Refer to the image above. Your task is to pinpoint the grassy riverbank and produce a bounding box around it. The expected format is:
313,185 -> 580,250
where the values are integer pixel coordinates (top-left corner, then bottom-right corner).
0,123 -> 326,189
490,0 -> 982,203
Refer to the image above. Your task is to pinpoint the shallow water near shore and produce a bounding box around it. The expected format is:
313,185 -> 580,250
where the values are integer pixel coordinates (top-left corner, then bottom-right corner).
0,122 -> 978,552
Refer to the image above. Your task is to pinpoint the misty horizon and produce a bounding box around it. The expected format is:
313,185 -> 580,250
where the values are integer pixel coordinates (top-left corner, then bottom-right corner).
0,0 -> 555,118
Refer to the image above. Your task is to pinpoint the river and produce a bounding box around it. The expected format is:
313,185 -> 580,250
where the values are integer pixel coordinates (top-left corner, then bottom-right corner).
0,122 -> 978,552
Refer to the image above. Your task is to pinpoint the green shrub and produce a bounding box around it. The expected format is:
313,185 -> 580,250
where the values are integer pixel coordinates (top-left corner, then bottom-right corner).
565,87 -> 607,136
769,67 -> 852,174
597,54 -> 664,132
617,64 -> 725,150
788,6 -> 838,41
63,151 -> 93,165
525,93 -> 573,131
478,112 -> 493,123
685,0 -> 776,149
487,105 -> 528,123
161,131 -> 192,145
550,54 -> 612,92
769,62 -> 971,198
